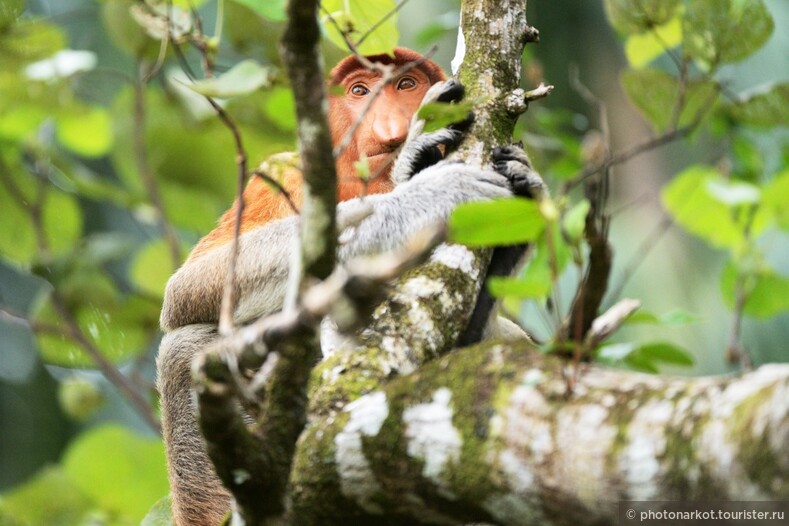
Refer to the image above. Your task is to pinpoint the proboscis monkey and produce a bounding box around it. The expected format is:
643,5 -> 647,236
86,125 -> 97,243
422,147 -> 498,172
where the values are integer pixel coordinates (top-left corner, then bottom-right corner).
156,49 -> 543,525
186,48 -> 445,262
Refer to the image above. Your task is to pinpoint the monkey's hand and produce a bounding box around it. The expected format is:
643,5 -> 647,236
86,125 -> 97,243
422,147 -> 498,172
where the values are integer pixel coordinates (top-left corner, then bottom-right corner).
391,79 -> 473,184
492,144 -> 547,200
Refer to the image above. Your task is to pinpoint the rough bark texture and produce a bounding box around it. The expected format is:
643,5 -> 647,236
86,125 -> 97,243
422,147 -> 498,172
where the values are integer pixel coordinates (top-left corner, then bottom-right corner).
281,0 -> 337,281
290,343 -> 789,525
453,0 -> 533,162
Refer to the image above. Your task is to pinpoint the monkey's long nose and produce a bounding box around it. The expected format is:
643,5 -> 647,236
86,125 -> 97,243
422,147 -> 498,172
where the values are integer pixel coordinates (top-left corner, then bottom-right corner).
372,111 -> 409,149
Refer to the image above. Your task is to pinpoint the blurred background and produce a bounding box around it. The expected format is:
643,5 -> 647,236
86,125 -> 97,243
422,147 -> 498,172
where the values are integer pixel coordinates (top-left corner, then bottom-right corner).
0,0 -> 787,523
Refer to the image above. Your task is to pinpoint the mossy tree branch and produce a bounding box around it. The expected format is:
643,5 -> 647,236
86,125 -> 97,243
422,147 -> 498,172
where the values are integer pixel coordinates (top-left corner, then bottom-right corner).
289,343 -> 789,525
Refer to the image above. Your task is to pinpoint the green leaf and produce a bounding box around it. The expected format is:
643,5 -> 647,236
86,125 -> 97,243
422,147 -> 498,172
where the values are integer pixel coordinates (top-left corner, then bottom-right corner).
142,496 -> 174,526
184,59 -> 272,98
56,105 -> 114,157
724,83 -> 789,127
111,86 -> 237,203
562,198 -> 590,244
0,19 -> 67,70
230,0 -> 287,21
321,0 -> 399,55
721,262 -> 789,318
0,176 -> 37,263
224,1 -> 284,60
488,273 -> 551,301
624,15 -> 682,68
598,341 -> 694,372
0,104 -> 48,141
130,239 -> 183,299
0,467 -> 94,526
604,0 -> 680,33
0,158 -> 81,261
160,180 -> 226,232
33,290 -> 159,368
761,170 -> 789,231
101,0 -> 160,58
661,165 -> 745,249
418,100 -> 474,133
683,0 -> 774,69
0,0 -> 24,31
416,18 -> 456,47
487,225 -> 569,302
42,190 -> 84,256
730,135 -> 763,182
170,0 -> 208,7
627,309 -> 702,326
62,425 -> 169,522
449,197 -> 546,247
597,342 -> 636,363
633,342 -> 695,366
263,87 -> 297,131
621,69 -> 718,132
56,162 -> 139,206
58,376 -> 105,421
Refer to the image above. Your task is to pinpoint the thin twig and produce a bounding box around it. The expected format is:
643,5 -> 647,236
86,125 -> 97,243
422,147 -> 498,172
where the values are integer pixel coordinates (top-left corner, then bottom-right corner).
165,5 -> 250,335
205,95 -> 248,336
134,60 -> 183,270
8,146 -> 161,433
564,81 -> 720,194
355,0 -> 410,47
322,6 -> 438,160
331,52 -> 437,159
607,214 -> 674,302
50,292 -> 161,432
251,168 -> 300,216
0,306 -> 65,337
726,207 -> 757,370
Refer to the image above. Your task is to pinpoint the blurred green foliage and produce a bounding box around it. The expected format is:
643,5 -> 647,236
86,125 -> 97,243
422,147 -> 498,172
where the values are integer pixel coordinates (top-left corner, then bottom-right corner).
0,0 -> 401,522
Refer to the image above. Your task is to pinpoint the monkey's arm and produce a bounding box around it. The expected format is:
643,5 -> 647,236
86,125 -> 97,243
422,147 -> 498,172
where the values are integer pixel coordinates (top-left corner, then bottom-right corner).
160,163 -> 513,331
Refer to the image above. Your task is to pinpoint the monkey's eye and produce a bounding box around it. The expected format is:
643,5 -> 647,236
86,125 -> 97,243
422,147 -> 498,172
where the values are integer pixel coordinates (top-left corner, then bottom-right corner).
350,83 -> 370,96
396,76 -> 417,91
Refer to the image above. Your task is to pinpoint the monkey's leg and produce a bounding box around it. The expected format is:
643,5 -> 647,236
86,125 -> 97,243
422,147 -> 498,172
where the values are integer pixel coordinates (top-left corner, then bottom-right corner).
157,325 -> 232,526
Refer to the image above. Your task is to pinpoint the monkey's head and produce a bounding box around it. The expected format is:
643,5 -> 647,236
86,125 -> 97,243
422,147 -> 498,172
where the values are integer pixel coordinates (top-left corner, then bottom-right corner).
328,48 -> 446,190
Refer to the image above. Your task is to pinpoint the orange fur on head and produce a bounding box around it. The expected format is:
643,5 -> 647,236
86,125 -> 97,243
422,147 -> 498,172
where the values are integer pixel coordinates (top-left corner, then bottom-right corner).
188,48 -> 446,261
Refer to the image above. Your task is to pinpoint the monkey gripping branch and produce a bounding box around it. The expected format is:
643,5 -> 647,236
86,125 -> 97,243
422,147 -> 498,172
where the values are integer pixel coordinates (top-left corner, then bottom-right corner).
191,0 -> 789,524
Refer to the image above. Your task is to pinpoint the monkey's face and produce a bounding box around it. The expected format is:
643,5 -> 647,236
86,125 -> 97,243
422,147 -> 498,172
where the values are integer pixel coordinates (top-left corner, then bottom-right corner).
333,67 -> 433,179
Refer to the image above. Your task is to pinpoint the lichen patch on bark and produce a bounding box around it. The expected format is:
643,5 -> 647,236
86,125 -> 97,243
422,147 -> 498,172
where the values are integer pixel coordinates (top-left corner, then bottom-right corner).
403,387 -> 463,499
334,391 -> 389,512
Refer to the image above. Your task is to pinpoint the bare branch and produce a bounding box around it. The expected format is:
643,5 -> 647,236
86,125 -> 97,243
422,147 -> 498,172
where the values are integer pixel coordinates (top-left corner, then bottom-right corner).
584,297 -> 641,348
355,0 -> 410,48
50,293 -> 161,433
133,60 -> 183,270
